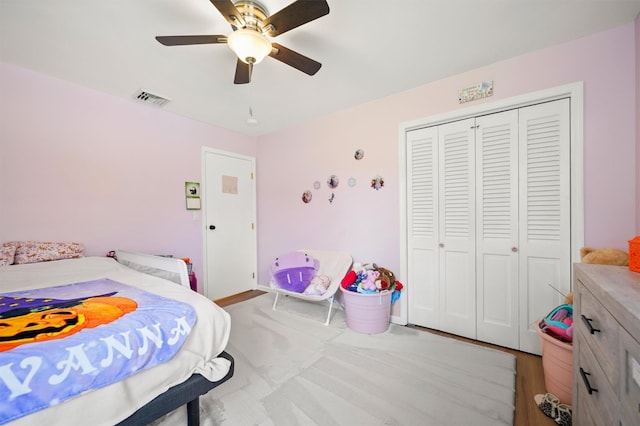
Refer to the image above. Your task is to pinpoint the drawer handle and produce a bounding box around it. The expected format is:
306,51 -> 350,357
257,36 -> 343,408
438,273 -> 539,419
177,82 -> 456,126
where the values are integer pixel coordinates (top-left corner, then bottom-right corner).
579,367 -> 598,395
581,314 -> 601,334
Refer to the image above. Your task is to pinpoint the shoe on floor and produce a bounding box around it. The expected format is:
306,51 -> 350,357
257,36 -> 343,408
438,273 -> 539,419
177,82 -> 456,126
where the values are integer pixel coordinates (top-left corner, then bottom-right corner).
534,393 -> 560,420
555,403 -> 572,426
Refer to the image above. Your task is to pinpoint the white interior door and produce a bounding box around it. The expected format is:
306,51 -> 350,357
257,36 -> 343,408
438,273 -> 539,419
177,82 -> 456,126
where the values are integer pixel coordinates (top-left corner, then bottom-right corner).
406,126 -> 440,328
438,118 -> 476,339
203,148 -> 256,300
404,86 -> 580,355
475,110 -> 520,348
518,98 -> 571,354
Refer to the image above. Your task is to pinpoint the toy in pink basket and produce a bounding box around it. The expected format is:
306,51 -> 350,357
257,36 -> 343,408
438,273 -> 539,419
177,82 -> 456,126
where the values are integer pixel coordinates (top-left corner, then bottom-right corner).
540,304 -> 573,343
358,269 -> 379,292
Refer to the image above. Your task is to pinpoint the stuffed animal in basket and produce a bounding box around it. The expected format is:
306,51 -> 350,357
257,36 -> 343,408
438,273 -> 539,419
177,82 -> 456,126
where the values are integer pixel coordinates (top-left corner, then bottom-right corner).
358,269 -> 380,292
375,266 -> 396,291
564,246 -> 630,305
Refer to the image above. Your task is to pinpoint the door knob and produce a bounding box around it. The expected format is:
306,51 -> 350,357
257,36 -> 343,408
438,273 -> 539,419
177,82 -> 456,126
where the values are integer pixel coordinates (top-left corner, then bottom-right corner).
209,225 -> 216,230
511,247 -> 518,252
439,243 -> 444,248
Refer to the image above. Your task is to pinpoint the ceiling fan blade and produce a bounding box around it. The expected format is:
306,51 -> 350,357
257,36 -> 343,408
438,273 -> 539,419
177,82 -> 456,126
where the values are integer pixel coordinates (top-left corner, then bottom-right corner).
234,60 -> 252,84
269,43 -> 321,76
263,0 -> 329,37
155,35 -> 227,46
210,0 -> 246,27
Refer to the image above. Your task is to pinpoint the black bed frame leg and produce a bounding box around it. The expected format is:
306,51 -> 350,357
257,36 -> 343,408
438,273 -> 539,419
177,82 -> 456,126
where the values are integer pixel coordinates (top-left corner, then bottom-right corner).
186,397 -> 200,426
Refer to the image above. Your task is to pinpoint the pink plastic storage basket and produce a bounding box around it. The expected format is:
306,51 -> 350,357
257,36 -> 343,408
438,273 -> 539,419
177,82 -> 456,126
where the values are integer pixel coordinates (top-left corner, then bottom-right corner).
536,322 -> 573,404
341,287 -> 391,334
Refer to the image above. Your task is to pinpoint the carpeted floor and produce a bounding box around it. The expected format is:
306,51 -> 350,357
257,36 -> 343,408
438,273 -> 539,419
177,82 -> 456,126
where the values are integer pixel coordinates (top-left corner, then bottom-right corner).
157,293 -> 516,426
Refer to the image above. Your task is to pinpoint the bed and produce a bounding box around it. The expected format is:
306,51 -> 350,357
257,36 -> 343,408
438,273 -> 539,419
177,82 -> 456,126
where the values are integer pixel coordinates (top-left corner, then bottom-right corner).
0,249 -> 233,426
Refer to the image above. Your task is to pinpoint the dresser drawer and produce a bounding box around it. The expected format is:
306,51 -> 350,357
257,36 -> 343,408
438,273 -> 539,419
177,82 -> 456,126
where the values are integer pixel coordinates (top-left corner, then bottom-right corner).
577,280 -> 619,388
573,264 -> 640,424
619,327 -> 640,425
620,406 -> 639,426
577,400 -> 603,426
575,329 -> 618,426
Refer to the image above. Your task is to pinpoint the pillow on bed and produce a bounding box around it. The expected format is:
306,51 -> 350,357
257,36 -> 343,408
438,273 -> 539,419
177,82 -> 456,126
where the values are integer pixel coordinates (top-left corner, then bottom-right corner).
11,241 -> 84,264
0,242 -> 17,267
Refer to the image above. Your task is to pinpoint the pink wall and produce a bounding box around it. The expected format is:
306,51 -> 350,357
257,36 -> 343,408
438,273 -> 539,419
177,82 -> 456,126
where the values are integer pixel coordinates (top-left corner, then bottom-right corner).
0,63 -> 256,286
1,21 -> 638,293
257,22 -> 638,285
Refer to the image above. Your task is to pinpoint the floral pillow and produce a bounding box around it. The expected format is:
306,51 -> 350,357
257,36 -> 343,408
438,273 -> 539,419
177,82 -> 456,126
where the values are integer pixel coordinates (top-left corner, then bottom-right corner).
0,243 -> 17,267
11,241 -> 85,264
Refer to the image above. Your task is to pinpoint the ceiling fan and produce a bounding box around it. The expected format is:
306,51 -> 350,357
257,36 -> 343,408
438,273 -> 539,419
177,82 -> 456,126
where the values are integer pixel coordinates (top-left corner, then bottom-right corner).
156,0 -> 330,84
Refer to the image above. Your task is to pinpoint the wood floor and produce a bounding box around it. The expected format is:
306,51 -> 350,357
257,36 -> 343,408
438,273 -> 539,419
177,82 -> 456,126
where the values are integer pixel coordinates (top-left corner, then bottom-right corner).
215,290 -> 557,426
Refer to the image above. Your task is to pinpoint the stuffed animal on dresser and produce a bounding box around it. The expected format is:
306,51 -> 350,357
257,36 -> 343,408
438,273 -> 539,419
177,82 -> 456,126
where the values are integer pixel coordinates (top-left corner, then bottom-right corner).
564,246 -> 630,305
580,246 -> 629,266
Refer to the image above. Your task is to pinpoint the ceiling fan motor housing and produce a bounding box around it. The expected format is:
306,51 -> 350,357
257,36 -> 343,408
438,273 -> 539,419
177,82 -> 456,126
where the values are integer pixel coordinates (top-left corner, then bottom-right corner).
227,1 -> 272,64
231,1 -> 269,31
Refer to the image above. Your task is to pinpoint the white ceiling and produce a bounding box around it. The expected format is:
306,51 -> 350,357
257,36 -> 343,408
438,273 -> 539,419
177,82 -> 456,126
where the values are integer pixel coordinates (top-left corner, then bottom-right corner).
1,0 -> 640,136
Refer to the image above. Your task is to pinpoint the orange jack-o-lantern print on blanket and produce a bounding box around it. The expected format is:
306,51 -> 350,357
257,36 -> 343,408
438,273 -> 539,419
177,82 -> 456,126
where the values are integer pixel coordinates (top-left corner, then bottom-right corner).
0,293 -> 137,352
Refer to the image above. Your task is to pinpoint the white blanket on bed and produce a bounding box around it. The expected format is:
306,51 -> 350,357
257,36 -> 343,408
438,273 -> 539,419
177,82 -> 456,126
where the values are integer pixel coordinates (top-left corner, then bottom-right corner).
0,257 -> 231,426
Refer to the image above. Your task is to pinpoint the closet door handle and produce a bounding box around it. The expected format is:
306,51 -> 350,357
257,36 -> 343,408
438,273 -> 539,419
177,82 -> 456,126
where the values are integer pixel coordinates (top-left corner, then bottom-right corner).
581,314 -> 601,334
511,247 -> 518,253
579,367 -> 598,395
439,243 -> 444,248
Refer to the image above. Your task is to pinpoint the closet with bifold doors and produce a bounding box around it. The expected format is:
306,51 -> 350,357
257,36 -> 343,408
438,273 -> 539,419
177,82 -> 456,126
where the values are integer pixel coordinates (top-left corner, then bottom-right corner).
406,98 -> 571,354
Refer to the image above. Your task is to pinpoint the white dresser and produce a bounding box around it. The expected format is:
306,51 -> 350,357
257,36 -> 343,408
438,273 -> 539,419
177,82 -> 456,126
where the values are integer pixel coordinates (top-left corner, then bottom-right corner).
573,264 -> 640,425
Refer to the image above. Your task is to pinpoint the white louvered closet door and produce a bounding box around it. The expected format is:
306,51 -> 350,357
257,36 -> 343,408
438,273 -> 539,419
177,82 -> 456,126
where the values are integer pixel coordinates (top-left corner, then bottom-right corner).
475,110 -> 520,348
405,99 -> 570,354
437,118 -> 476,339
518,99 -> 571,353
406,126 -> 440,328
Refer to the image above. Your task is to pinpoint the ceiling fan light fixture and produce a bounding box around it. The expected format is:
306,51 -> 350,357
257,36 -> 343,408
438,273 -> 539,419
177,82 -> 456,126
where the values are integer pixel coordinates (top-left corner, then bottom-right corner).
227,28 -> 271,64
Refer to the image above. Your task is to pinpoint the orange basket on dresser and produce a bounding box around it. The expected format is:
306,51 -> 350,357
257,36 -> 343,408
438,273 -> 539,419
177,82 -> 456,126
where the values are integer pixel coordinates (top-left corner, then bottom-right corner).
629,235 -> 640,272
629,236 -> 640,272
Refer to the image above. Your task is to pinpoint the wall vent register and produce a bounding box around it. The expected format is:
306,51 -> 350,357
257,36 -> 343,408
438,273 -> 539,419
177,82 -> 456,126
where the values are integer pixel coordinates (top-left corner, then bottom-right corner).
134,90 -> 171,107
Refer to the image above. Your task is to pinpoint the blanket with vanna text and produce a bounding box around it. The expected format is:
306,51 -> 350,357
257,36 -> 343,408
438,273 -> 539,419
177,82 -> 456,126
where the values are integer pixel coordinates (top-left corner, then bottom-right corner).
0,279 -> 195,424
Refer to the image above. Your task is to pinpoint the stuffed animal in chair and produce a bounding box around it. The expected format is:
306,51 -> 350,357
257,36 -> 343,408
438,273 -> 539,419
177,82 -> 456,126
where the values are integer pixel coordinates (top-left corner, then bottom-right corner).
270,251 -> 319,293
303,275 -> 331,296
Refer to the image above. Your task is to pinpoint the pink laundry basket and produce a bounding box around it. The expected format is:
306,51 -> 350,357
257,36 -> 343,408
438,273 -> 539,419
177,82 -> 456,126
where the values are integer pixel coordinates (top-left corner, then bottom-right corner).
536,322 -> 573,404
340,287 -> 392,334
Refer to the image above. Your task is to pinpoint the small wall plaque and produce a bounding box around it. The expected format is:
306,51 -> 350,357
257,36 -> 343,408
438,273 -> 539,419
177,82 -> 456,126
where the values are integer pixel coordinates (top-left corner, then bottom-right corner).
459,81 -> 493,103
185,182 -> 201,210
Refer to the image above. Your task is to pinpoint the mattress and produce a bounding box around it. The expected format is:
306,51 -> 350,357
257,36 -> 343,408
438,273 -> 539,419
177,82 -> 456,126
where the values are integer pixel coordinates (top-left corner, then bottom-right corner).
0,256 -> 231,426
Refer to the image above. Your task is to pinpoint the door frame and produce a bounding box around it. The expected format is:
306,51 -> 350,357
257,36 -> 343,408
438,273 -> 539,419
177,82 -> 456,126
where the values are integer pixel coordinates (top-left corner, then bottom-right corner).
201,147 -> 257,299
398,81 -> 584,326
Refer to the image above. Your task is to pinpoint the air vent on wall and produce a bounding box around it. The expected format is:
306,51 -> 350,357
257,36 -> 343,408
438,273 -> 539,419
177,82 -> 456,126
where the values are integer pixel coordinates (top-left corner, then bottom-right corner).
134,89 -> 170,107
